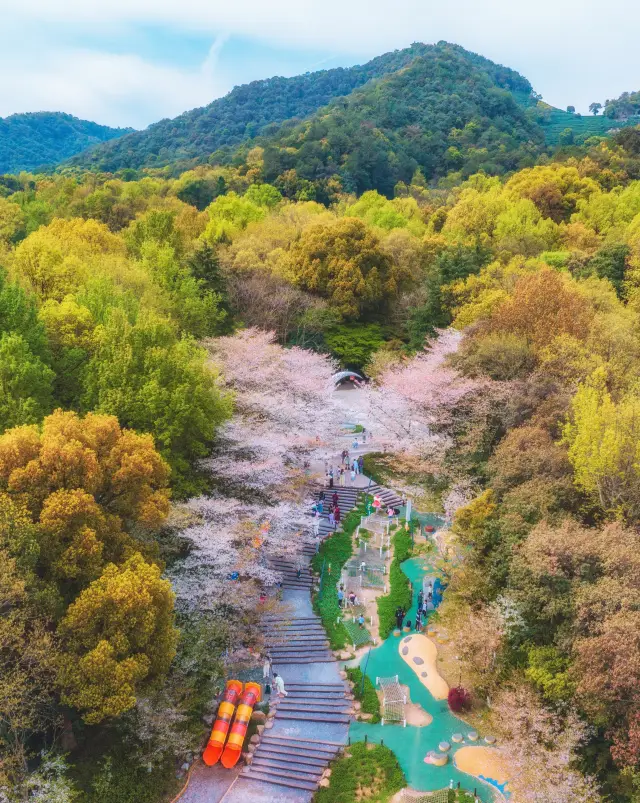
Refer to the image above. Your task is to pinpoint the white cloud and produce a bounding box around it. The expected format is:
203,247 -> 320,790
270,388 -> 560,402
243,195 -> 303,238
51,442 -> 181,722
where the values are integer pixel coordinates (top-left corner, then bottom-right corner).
1,0 -> 638,126
0,42 -> 231,128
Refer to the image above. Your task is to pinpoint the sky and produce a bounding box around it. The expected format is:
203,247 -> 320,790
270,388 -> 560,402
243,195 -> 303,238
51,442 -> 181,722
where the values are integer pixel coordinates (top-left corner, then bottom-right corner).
1,0 -> 638,130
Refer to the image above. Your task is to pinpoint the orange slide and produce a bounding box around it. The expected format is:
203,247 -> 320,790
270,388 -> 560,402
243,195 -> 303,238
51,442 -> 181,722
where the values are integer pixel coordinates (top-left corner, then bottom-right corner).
220,681 -> 262,768
202,679 -> 243,766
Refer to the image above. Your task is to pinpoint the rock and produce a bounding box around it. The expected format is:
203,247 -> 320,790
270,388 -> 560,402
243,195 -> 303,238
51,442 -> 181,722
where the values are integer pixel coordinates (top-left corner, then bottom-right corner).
249,734 -> 261,745
264,720 -> 274,729
485,735 -> 497,745
325,769 -> 332,778
339,670 -> 347,679
467,731 -> 479,742
202,714 -> 215,727
359,713 -> 373,721
319,778 -> 330,788
250,710 -> 266,724
242,752 -> 252,765
354,701 -> 361,711
256,725 -> 265,735
247,744 -> 256,754
181,762 -> 190,772
339,651 -> 351,661
345,693 -> 355,701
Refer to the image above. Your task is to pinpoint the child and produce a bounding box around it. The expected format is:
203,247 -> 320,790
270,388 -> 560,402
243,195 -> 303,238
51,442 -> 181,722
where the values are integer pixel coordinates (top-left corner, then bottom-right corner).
358,614 -> 365,629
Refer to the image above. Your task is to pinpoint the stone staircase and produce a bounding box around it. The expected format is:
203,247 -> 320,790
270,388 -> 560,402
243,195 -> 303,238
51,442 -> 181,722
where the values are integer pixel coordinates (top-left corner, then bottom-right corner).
240,732 -> 344,792
310,483 -> 405,539
264,614 -> 335,664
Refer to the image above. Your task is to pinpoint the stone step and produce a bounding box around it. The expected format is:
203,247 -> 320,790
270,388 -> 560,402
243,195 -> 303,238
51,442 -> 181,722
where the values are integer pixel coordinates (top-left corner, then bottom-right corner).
254,746 -> 328,767
239,769 -> 318,792
261,734 -> 344,751
250,757 -> 323,779
270,656 -> 336,664
275,710 -> 350,723
285,682 -> 346,689
263,616 -> 321,623
278,703 -> 351,714
286,691 -> 346,699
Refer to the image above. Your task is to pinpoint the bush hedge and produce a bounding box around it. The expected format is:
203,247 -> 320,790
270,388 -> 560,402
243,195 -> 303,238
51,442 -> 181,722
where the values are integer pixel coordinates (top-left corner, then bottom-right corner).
314,741 -> 405,803
376,529 -> 414,639
311,498 -> 365,650
345,667 -> 381,723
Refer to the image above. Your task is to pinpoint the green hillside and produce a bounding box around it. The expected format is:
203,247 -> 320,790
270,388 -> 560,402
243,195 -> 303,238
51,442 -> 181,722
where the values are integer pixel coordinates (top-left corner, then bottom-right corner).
0,112 -> 132,174
68,41 -> 538,178
535,104 -> 630,144
225,42 -> 544,197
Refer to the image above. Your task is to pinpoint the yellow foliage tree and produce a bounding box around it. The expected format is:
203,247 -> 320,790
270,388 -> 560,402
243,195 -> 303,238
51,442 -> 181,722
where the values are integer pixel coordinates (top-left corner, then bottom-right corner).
57,553 -> 177,723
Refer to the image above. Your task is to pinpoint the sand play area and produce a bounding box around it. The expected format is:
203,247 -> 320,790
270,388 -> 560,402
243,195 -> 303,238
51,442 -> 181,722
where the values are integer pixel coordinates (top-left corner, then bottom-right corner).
399,634 -> 449,701
455,746 -> 510,793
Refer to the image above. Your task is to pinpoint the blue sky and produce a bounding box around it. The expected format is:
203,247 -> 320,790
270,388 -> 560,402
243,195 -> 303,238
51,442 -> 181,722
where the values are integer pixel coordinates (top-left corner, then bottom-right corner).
2,0 -> 639,129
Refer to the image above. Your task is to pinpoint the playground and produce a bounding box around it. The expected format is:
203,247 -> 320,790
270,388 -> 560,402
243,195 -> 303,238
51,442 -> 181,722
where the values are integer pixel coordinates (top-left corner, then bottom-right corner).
349,553 -> 510,801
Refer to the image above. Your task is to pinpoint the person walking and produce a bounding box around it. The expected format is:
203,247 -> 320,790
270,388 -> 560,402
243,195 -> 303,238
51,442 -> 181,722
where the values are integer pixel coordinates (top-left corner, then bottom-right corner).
334,505 -> 341,527
332,490 -> 339,507
263,654 -> 271,680
312,510 -> 321,536
350,467 -> 356,484
358,455 -> 364,474
339,467 -> 345,487
337,588 -> 345,607
395,607 -> 404,630
317,498 -> 323,514
415,610 -> 422,631
273,672 -> 288,697
358,614 -> 365,629
329,509 -> 335,529
328,469 -> 334,489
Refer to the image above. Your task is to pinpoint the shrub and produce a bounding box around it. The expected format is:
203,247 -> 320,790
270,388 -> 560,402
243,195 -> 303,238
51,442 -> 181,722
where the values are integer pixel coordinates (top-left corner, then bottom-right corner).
315,741 -> 405,803
377,529 -> 413,639
448,685 -> 472,712
345,667 -> 381,723
311,498 -> 364,650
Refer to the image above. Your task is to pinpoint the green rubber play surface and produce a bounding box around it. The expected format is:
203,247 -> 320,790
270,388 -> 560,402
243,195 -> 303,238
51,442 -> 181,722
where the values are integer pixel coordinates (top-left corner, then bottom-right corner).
349,557 -> 500,801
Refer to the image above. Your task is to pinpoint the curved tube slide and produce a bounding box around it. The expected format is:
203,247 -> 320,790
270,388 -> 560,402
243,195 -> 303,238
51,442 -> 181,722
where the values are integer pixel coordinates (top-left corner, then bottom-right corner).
220,681 -> 262,768
202,679 -> 243,766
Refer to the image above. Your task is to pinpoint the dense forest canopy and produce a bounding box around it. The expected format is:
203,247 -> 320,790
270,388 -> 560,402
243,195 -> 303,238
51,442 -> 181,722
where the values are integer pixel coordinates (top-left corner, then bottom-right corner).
3,37 -> 640,803
0,112 -> 133,174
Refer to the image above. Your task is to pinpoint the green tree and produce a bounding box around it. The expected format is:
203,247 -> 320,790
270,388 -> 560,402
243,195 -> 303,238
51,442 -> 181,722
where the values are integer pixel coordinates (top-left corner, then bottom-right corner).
83,310 -> 231,495
57,553 -> 178,724
0,333 -> 54,432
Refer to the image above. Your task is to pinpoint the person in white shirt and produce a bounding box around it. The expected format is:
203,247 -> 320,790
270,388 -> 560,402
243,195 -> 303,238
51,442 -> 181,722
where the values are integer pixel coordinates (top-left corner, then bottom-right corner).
273,672 -> 288,697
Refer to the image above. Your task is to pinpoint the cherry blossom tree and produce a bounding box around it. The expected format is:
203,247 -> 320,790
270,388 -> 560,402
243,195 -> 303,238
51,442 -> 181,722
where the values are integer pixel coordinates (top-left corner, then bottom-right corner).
490,682 -> 601,803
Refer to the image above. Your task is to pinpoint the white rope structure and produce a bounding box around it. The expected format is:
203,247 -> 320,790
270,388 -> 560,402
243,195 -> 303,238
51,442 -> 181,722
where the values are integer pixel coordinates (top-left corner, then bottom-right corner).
376,675 -> 406,726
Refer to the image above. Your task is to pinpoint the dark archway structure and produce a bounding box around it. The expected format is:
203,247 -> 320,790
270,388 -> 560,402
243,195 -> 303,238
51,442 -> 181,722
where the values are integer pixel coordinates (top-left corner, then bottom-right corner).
332,370 -> 364,387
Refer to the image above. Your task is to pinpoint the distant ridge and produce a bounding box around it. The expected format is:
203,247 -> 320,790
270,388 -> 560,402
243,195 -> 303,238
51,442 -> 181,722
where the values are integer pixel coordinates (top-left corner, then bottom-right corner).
0,112 -> 133,174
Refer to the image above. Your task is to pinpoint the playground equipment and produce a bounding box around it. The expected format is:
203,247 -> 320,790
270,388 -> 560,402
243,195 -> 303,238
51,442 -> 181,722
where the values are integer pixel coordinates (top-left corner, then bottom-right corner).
203,679 -> 243,766
376,675 -> 406,726
220,681 -> 261,768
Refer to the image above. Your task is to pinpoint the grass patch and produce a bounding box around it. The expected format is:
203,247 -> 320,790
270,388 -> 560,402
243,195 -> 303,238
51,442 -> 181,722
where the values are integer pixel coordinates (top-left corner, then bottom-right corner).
362,452 -> 391,485
314,741 -> 405,803
346,667 -> 381,723
312,499 -> 365,650
376,529 -> 414,639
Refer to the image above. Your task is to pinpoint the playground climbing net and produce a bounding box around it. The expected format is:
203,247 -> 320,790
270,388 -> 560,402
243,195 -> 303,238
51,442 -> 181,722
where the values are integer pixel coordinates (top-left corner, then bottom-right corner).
377,674 -> 406,726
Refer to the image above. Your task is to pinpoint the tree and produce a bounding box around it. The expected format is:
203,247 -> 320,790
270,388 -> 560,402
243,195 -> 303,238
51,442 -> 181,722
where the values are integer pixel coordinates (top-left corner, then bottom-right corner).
83,310 -> 231,495
0,410 -> 170,532
57,553 -> 177,724
589,102 -> 603,116
566,105 -> 576,113
491,682 -> 601,803
0,333 -> 54,432
284,217 -> 401,320
563,371 -> 640,521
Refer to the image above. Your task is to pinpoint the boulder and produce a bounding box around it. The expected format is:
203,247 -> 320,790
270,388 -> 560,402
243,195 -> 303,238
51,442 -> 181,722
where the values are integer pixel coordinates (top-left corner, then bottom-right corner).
264,720 -> 274,729
242,752 -> 252,765
201,714 -> 215,727
319,778 -> 330,788
354,701 -> 362,711
339,651 -> 351,661
256,725 -> 265,735
249,734 -> 261,745
250,710 -> 266,724
359,713 -> 373,721
339,670 -> 347,680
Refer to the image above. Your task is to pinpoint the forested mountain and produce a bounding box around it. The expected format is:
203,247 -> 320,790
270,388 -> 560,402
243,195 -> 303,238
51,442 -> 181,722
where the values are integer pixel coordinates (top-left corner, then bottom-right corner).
68,42 -> 538,176
0,112 -> 132,173
232,42 -> 544,197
